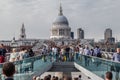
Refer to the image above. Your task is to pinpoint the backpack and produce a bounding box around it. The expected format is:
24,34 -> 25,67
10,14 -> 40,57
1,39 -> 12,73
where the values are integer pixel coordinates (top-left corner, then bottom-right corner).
23,53 -> 30,59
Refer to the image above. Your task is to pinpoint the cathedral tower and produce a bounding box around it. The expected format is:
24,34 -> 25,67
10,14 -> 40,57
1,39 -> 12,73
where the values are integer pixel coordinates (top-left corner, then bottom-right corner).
19,23 -> 26,40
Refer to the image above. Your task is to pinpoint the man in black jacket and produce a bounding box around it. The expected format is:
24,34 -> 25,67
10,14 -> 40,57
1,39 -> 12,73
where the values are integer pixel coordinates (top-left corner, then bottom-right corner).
2,62 -> 15,80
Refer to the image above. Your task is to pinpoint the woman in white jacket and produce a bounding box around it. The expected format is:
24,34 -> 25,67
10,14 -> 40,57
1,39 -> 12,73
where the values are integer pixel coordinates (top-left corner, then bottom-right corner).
9,48 -> 19,62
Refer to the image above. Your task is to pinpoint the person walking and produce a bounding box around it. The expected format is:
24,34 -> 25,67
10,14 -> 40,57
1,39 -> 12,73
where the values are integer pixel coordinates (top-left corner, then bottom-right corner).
112,48 -> 120,80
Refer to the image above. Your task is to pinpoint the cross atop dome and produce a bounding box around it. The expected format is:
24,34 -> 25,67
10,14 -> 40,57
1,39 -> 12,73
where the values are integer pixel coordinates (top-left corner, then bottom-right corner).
59,0 -> 63,16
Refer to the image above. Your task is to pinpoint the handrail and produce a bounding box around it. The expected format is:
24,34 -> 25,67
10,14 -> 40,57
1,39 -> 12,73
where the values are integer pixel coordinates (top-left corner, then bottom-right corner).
1,53 -> 120,68
0,53 -> 119,67
75,54 -> 120,80
0,54 -> 53,80
0,54 -> 43,64
81,54 -> 120,64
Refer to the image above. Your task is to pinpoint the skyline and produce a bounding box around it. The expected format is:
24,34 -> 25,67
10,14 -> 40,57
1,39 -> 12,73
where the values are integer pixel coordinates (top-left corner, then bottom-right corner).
0,0 -> 120,41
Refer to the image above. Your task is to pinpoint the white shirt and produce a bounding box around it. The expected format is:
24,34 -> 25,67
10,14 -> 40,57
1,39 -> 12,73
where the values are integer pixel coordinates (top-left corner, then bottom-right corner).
83,48 -> 91,55
9,52 -> 19,62
19,51 -> 25,60
79,47 -> 83,54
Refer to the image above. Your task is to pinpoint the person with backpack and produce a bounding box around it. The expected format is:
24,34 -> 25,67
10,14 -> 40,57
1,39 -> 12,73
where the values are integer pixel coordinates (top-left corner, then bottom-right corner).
23,50 -> 30,59
94,46 -> 101,58
28,48 -> 34,57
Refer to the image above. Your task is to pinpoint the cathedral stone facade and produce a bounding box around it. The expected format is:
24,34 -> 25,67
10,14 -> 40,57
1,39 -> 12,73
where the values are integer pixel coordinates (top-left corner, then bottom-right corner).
50,4 -> 71,39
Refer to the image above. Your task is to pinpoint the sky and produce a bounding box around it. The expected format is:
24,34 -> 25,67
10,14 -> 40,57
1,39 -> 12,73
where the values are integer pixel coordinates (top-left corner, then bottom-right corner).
0,0 -> 120,41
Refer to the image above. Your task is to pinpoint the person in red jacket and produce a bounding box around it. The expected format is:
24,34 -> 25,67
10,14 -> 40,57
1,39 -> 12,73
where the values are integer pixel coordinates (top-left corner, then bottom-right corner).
0,52 -> 5,63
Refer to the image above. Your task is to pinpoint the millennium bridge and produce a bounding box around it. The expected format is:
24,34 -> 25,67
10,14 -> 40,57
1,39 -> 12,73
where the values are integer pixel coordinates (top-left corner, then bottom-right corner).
0,53 -> 120,80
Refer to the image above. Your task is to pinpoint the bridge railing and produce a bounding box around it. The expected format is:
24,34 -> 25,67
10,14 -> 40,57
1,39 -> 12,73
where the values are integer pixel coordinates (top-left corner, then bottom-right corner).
75,54 -> 120,80
0,54 -> 52,80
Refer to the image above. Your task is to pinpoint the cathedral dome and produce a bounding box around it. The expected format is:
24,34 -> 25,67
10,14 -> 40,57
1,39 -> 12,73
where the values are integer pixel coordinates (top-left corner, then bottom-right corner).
53,15 -> 69,25
52,3 -> 69,26
50,3 -> 71,40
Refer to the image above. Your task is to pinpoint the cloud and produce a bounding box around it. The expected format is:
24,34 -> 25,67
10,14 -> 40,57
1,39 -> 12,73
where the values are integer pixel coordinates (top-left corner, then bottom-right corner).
0,0 -> 120,41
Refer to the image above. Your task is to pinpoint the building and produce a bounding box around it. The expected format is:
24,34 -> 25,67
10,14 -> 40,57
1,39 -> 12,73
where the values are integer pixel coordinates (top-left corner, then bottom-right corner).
104,28 -> 112,42
19,23 -> 26,40
107,37 -> 115,43
70,32 -> 74,39
50,3 -> 71,40
77,28 -> 84,39
0,23 -> 38,51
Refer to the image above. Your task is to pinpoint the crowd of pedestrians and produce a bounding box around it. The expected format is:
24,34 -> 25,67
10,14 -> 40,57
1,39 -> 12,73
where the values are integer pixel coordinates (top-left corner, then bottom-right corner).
0,43 -> 35,63
1,42 -> 120,80
40,44 -> 102,62
9,48 -> 34,62
0,41 -> 104,64
32,74 -> 83,80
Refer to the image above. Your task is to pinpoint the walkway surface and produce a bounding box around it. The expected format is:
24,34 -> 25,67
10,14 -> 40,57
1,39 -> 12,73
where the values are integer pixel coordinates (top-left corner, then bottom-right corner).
40,62 -> 92,80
